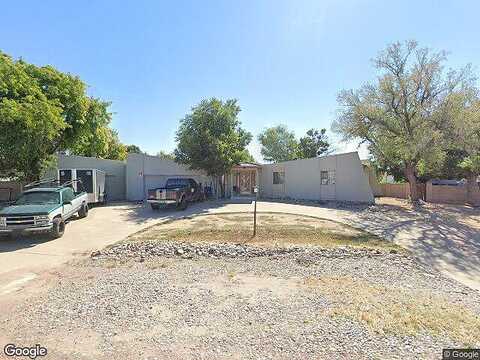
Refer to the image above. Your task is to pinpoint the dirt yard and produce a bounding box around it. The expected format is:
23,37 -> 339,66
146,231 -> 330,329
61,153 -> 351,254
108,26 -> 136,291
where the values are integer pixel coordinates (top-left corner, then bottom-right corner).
1,213 -> 479,360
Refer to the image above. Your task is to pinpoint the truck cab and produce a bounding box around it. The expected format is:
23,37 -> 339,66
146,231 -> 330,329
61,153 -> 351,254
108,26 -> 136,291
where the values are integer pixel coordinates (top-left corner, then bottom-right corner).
147,178 -> 204,210
0,181 -> 89,239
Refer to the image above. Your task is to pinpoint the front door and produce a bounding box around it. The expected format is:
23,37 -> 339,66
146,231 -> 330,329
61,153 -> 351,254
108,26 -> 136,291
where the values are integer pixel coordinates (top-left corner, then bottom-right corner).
272,166 -> 285,198
239,172 -> 252,194
320,169 -> 336,200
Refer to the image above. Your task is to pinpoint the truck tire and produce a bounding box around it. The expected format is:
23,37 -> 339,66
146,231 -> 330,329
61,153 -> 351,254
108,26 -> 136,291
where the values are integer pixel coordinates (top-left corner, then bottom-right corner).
51,218 -> 65,239
151,203 -> 160,210
177,196 -> 188,211
78,203 -> 89,218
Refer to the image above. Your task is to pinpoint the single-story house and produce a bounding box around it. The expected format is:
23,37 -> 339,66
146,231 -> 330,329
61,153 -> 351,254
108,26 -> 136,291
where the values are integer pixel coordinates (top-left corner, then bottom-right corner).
224,152 -> 373,203
55,151 -> 374,204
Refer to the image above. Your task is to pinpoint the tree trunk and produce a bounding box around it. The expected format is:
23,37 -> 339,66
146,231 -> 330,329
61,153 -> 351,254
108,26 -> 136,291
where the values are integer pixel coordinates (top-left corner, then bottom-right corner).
466,173 -> 478,205
216,175 -> 225,199
404,165 -> 419,202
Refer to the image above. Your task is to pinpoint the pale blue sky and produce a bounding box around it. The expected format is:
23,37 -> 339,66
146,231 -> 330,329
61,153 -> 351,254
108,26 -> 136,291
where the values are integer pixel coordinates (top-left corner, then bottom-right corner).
1,1 -> 479,160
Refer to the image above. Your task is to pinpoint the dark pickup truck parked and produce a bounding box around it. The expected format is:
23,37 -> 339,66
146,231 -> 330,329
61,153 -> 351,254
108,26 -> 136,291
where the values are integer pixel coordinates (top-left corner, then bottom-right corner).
147,178 -> 204,210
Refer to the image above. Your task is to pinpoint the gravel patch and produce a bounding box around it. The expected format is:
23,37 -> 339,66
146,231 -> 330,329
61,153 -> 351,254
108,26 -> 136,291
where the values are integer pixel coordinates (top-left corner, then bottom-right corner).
92,240 -> 397,260
2,241 -> 479,360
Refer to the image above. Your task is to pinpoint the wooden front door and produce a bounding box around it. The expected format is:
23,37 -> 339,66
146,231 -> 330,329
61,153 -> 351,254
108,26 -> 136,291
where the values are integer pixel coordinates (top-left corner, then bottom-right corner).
236,171 -> 255,195
239,172 -> 252,194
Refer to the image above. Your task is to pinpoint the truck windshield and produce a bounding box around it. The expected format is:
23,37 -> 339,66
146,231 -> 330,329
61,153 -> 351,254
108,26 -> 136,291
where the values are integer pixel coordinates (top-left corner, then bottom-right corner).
165,179 -> 189,188
15,192 -> 60,205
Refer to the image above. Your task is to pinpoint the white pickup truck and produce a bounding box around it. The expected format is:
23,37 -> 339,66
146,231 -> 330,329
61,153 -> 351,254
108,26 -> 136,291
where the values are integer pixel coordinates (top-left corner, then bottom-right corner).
0,182 -> 89,238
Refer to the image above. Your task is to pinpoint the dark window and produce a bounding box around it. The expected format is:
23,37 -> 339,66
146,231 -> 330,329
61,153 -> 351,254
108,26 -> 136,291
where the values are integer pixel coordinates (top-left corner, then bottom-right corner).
62,188 -> 75,203
273,172 -> 285,185
321,170 -> 335,185
76,170 -> 93,193
166,178 -> 189,188
15,192 -> 60,205
59,169 -> 72,185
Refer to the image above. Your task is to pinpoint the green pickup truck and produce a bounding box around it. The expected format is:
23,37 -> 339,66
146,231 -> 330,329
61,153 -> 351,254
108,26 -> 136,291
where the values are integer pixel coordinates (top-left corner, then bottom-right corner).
0,182 -> 89,239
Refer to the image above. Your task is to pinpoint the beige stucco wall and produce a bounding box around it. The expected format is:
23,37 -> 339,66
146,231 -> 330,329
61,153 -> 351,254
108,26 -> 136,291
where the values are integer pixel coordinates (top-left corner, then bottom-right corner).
259,152 -> 374,203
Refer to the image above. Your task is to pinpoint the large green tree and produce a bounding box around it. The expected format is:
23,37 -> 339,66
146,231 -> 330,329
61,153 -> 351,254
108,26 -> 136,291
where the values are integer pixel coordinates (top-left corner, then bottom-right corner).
126,144 -> 142,154
258,125 -> 298,162
157,151 -> 175,160
68,98 -> 127,161
298,128 -> 331,158
0,51 -> 125,179
446,91 -> 480,202
174,98 -> 252,196
333,40 -> 472,201
258,126 -> 331,162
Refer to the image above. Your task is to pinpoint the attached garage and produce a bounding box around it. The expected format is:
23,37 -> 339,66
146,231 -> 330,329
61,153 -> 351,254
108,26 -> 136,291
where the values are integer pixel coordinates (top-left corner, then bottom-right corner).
126,153 -> 213,201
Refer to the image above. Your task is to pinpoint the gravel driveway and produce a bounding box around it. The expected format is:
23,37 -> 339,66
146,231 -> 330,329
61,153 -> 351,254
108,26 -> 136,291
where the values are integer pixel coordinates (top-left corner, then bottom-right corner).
1,213 -> 479,360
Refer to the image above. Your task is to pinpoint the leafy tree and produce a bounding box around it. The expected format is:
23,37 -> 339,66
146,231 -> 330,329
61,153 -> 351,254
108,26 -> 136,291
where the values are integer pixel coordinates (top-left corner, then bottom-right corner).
446,90 -> 480,202
258,125 -> 298,162
417,148 -> 468,181
126,144 -> 142,154
298,128 -> 331,158
333,40 -> 472,201
0,52 -> 66,180
238,149 -> 256,163
67,98 -> 127,161
21,59 -> 89,151
157,151 -> 175,160
174,98 -> 252,197
104,130 -> 128,161
0,51 -> 126,179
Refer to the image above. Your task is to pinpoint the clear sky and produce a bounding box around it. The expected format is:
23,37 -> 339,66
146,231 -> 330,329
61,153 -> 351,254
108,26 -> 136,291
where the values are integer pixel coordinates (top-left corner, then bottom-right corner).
1,0 -> 479,161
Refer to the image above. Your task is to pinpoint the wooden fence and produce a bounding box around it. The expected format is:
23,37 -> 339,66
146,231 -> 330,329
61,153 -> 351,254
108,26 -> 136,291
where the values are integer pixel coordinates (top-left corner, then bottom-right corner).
426,182 -> 480,205
0,181 -> 24,202
380,183 -> 426,200
377,181 -> 479,205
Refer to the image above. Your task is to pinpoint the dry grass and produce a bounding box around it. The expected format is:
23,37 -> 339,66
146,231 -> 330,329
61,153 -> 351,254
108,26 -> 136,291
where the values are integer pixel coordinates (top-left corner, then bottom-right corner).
130,213 -> 402,251
302,276 -> 480,346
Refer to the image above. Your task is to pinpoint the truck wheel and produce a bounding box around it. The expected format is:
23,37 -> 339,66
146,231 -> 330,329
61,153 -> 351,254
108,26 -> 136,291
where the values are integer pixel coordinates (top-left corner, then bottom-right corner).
51,218 -> 65,239
177,197 -> 188,211
151,204 -> 160,210
78,204 -> 89,218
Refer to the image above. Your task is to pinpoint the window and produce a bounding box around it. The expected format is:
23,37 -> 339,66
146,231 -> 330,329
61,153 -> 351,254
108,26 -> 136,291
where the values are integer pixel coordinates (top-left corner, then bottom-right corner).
273,171 -> 285,185
62,188 -> 75,203
166,178 -> 189,188
15,192 -> 60,205
321,170 -> 336,185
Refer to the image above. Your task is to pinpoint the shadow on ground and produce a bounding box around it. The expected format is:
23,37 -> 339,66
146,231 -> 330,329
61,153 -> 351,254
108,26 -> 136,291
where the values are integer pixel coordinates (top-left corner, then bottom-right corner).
344,201 -> 480,290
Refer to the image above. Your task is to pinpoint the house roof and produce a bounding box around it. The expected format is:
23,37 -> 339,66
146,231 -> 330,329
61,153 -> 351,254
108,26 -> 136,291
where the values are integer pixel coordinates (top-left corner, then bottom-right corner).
233,163 -> 261,169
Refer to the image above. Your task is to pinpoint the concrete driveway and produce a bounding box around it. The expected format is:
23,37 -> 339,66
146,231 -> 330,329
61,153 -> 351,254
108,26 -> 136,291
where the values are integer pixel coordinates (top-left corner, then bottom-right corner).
0,202 -> 217,293
1,198 -> 479,294
214,199 -> 480,292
